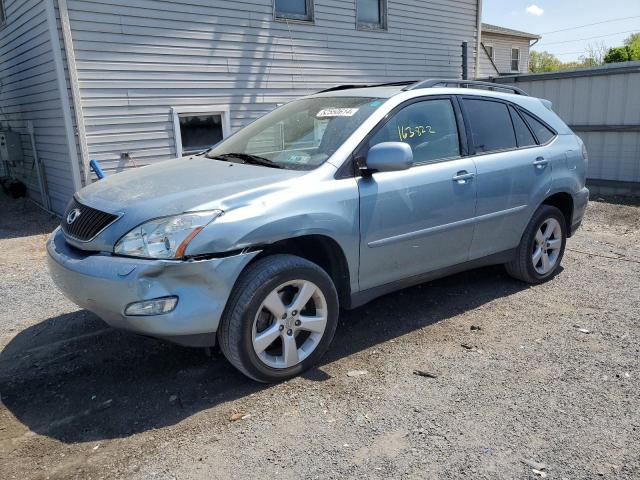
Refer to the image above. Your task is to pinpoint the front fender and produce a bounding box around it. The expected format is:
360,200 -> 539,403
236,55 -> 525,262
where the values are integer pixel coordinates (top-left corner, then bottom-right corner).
184,177 -> 360,291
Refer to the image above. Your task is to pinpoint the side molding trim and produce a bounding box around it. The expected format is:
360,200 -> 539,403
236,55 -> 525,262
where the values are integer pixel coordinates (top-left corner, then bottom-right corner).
368,205 -> 527,248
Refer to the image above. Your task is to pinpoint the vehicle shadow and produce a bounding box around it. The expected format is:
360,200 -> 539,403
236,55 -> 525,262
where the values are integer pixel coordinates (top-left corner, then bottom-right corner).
0,265 -> 529,444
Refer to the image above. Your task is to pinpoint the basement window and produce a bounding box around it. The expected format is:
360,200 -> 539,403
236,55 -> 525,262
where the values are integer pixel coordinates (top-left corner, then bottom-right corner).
274,0 -> 314,22
171,106 -> 231,157
357,0 -> 387,30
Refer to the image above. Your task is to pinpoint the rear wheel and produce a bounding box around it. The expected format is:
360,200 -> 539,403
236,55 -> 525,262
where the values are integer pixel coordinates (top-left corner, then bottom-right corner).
218,254 -> 339,383
506,205 -> 567,283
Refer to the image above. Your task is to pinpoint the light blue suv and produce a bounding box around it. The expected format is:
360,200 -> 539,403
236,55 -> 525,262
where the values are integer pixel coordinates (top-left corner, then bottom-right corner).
48,80 -> 589,382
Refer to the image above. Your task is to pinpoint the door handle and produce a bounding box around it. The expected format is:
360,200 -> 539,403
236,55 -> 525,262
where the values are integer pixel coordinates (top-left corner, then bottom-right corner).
452,171 -> 475,184
533,157 -> 549,168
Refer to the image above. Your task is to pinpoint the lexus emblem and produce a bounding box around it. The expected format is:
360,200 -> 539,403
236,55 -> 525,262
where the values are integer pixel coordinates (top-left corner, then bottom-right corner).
66,208 -> 81,225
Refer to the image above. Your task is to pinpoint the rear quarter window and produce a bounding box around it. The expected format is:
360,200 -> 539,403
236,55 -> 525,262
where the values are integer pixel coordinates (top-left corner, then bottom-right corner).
462,98 -> 517,154
509,106 -> 537,148
521,111 -> 556,144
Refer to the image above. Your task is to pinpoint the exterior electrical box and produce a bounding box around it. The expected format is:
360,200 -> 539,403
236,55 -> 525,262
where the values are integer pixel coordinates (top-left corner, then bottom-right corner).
0,130 -> 24,166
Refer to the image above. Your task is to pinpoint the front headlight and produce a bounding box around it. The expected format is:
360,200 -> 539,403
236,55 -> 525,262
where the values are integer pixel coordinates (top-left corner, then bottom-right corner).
114,210 -> 223,259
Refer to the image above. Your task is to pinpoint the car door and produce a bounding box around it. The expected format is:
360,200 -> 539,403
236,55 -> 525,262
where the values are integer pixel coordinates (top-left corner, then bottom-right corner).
459,97 -> 554,260
357,97 -> 477,291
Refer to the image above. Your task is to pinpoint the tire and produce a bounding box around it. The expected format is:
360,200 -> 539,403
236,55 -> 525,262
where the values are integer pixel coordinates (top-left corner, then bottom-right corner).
505,205 -> 567,284
218,254 -> 339,383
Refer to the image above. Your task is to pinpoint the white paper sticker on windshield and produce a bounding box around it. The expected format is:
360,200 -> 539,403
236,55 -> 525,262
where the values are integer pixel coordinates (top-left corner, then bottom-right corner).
316,108 -> 359,118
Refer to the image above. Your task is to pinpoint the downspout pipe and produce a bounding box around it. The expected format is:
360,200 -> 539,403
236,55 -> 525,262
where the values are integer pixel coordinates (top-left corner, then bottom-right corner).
57,0 -> 90,185
462,42 -> 469,80
528,39 -> 540,72
475,0 -> 483,79
45,0 -> 82,193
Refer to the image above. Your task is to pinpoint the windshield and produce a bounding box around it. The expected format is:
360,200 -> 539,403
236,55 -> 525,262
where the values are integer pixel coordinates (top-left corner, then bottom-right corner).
205,96 -> 385,170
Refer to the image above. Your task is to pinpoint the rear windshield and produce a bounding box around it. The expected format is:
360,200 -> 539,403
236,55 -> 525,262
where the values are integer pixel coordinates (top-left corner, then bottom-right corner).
206,97 -> 385,170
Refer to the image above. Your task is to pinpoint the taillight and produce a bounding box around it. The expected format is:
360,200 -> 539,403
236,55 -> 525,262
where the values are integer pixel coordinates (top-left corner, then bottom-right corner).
581,143 -> 588,163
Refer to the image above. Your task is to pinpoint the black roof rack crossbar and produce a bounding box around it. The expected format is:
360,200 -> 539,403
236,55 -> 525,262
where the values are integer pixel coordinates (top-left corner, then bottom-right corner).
403,79 -> 529,96
316,80 -> 417,94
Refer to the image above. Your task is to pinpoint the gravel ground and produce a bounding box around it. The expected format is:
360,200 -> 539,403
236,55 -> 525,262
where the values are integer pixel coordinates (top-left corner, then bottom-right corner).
0,193 -> 639,480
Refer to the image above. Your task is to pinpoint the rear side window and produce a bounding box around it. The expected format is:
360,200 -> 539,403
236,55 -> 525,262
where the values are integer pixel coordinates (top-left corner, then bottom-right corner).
463,99 -> 516,153
509,106 -> 536,147
368,99 -> 460,164
521,111 -> 556,144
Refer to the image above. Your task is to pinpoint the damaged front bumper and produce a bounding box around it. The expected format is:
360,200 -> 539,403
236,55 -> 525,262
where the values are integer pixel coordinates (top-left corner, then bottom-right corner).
46,227 -> 258,346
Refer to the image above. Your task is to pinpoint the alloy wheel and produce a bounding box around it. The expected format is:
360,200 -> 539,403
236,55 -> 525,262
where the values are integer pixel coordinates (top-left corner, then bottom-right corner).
251,280 -> 328,369
532,218 -> 563,275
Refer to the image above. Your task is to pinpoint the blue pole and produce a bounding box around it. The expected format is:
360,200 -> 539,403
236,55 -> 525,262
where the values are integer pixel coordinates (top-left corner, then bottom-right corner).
89,159 -> 105,179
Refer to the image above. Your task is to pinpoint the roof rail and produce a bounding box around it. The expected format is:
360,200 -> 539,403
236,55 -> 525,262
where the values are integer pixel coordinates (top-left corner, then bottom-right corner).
316,80 -> 417,94
316,84 -> 368,94
403,79 -> 529,96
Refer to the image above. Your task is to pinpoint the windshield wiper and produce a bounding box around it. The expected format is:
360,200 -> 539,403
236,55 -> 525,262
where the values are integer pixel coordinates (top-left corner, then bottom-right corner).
208,153 -> 284,169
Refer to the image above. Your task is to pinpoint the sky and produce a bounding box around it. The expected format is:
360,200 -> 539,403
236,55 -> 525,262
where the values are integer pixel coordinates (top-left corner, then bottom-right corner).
482,1 -> 640,62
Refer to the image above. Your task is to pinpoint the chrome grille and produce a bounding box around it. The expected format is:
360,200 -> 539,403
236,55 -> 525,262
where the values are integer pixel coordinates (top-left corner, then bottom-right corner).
61,198 -> 118,241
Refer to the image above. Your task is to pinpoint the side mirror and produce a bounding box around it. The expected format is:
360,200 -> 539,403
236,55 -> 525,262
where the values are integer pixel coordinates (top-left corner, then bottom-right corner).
365,142 -> 414,173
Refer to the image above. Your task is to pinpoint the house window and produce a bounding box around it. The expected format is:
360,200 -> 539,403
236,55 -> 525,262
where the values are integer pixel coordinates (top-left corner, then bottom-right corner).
171,106 -> 231,157
485,44 -> 494,61
274,0 -> 313,22
356,0 -> 387,30
511,47 -> 520,71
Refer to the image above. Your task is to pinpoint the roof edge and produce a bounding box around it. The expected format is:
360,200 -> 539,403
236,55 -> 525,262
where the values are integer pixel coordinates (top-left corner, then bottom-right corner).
481,23 -> 541,40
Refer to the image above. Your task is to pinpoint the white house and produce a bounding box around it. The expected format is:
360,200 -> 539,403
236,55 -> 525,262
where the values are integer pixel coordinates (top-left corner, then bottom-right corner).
478,23 -> 540,77
0,0 -> 483,214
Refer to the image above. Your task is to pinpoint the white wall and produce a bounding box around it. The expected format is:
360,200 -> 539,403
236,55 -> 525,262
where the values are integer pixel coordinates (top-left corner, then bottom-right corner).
480,32 -> 531,76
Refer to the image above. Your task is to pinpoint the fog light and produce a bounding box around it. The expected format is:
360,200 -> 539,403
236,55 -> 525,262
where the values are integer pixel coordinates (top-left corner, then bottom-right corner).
125,296 -> 178,316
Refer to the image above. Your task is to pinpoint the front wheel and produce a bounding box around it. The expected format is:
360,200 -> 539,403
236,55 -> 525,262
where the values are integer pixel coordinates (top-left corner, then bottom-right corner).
218,254 -> 339,383
506,205 -> 567,283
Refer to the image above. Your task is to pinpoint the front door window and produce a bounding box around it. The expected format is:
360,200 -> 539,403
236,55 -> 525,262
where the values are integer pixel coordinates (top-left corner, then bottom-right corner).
368,99 -> 461,165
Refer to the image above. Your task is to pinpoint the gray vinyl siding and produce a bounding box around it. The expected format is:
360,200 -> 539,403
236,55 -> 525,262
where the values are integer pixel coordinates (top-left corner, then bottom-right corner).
0,0 -> 76,214
64,0 -> 480,172
480,32 -> 530,75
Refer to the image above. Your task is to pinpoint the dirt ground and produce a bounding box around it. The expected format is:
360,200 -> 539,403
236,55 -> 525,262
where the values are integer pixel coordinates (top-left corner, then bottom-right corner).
0,193 -> 638,480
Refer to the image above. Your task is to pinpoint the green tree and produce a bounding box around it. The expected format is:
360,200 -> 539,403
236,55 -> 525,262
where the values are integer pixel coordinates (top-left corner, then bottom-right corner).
624,33 -> 640,46
624,33 -> 640,59
604,46 -> 633,63
603,33 -> 640,63
529,51 -> 562,72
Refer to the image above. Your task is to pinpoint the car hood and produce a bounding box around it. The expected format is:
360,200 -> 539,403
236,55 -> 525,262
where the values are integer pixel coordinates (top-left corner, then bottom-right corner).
71,156 -> 305,250
78,156 -> 303,211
